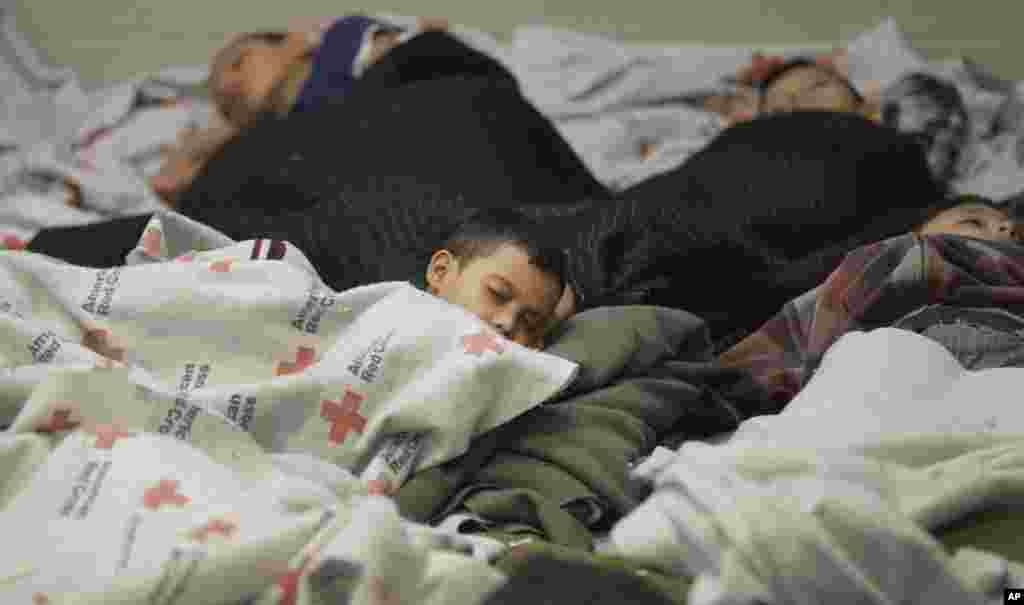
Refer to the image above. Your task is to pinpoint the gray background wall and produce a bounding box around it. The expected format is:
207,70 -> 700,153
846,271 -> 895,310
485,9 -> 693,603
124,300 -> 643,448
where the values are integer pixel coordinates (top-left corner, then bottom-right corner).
12,0 -> 1023,84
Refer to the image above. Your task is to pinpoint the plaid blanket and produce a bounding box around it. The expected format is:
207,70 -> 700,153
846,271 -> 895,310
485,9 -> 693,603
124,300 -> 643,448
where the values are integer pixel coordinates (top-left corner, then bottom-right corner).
720,232 -> 1024,403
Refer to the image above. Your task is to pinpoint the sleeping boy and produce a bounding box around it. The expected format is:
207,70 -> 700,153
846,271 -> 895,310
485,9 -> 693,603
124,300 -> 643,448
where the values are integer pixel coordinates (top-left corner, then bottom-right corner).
719,194 -> 1024,404
24,206 -> 577,349
422,208 -> 576,350
151,14 -> 447,202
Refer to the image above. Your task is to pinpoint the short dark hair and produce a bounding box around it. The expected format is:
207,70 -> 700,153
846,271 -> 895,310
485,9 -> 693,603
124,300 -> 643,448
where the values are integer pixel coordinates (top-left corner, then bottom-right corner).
758,58 -> 864,104
441,208 -> 568,291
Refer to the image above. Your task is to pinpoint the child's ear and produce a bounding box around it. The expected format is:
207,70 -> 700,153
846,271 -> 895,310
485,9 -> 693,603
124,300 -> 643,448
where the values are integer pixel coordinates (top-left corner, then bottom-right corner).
425,249 -> 457,293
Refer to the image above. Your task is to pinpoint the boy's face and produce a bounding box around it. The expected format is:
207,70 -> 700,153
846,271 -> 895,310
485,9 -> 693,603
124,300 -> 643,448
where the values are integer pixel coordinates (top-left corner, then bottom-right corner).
426,244 -> 564,350
762,65 -> 862,114
210,38 -> 292,126
919,203 -> 1020,242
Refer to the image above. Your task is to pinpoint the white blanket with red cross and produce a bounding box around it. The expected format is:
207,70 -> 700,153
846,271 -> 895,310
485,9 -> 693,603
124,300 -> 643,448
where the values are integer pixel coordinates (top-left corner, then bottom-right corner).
0,209 -> 578,603
0,383 -> 508,605
0,209 -> 578,487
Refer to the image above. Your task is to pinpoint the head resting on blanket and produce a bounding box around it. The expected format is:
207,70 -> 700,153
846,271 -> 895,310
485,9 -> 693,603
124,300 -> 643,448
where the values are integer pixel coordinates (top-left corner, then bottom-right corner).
916,194 -> 1021,242
425,208 -> 573,349
758,58 -> 866,115
209,31 -> 303,127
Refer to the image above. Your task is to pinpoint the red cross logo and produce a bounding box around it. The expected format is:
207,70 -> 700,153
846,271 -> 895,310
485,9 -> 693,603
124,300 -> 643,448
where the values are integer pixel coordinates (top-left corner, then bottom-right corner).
275,346 -> 317,376
461,331 -> 506,356
91,424 -> 135,450
2,234 -> 26,250
366,477 -> 393,497
209,259 -> 234,273
174,253 -> 196,263
320,388 -> 367,447
142,479 -> 190,511
38,408 -> 79,434
141,227 -> 162,257
276,556 -> 314,605
189,518 -> 237,543
82,328 -> 126,362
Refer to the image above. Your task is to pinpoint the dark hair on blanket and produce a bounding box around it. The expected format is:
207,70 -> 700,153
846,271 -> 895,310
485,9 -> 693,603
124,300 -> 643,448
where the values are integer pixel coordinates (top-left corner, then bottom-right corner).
441,208 -> 568,290
758,58 -> 864,104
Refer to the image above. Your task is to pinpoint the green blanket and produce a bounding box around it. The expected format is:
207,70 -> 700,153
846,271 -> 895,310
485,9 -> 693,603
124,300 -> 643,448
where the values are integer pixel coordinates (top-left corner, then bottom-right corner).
398,305 -> 752,550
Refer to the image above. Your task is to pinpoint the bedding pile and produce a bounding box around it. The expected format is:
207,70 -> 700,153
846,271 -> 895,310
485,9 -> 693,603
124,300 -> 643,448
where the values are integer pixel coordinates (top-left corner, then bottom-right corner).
4,11 -> 1024,252
0,209 -> 582,603
0,210 -> 763,604
612,328 -> 1024,605
8,8 -> 1024,604
0,7 -> 209,247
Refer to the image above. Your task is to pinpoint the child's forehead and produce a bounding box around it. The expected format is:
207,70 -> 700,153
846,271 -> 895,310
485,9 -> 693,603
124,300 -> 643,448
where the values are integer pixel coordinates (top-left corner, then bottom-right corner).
940,203 -> 1006,219
770,64 -> 840,86
467,246 -> 561,287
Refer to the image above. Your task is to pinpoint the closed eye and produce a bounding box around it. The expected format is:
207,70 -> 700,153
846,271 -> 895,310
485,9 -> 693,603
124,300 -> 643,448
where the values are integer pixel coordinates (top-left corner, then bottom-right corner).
489,288 -> 511,304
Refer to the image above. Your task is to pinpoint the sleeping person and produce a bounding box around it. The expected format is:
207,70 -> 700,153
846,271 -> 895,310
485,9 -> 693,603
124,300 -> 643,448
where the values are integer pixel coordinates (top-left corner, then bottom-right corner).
719,194 -> 1024,404
702,56 -> 872,127
704,56 -> 971,190
25,206 -> 577,350
421,208 -> 577,350
151,14 -> 448,202
757,58 -> 868,115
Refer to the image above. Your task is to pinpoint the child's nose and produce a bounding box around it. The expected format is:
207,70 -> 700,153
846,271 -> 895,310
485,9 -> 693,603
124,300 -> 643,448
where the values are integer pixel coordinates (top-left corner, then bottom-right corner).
489,310 -> 517,336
